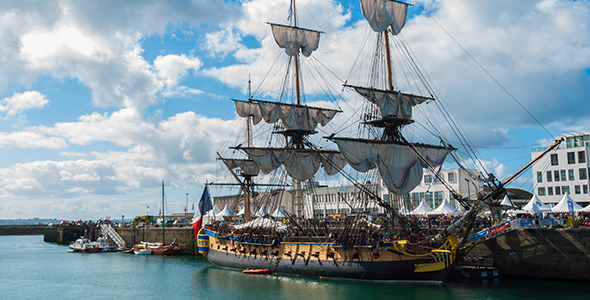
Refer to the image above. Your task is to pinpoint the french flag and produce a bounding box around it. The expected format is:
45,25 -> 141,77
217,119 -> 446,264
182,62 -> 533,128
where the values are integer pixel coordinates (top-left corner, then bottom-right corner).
192,185 -> 213,238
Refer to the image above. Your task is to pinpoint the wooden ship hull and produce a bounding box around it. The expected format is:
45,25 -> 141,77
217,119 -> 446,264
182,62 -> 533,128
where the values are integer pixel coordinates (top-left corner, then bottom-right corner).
199,229 -> 457,282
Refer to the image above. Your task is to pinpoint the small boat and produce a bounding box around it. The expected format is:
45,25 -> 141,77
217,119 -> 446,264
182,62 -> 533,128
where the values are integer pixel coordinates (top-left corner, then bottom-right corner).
96,234 -> 119,252
68,236 -> 102,253
242,269 -> 271,275
134,249 -> 152,255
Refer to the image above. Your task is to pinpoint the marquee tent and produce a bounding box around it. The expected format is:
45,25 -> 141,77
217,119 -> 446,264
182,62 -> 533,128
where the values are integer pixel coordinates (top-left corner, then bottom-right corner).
218,204 -> 237,217
409,199 -> 433,216
551,192 -> 583,213
427,199 -> 462,216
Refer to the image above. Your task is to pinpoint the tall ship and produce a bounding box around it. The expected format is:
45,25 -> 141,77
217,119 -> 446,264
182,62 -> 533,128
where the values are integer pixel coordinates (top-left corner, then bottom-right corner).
196,0 -> 559,282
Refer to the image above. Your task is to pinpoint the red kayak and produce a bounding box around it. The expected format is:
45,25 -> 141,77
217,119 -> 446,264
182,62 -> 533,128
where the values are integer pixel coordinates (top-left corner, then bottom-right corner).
242,269 -> 270,274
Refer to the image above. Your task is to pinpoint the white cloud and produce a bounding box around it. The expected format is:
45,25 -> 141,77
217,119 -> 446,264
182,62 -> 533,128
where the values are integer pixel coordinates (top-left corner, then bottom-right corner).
154,54 -> 202,86
0,91 -> 48,116
0,131 -> 66,149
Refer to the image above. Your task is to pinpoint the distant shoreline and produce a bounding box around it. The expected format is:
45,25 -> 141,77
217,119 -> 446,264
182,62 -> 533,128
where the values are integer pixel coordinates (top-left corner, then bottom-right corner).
0,225 -> 46,236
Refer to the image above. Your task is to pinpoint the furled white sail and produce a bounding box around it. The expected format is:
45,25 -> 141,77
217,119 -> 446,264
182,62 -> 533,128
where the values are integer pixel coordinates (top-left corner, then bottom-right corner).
350,85 -> 431,120
242,148 -> 347,181
361,0 -> 408,34
333,139 -> 451,195
270,23 -> 321,57
233,101 -> 263,125
235,100 -> 339,132
222,158 -> 260,177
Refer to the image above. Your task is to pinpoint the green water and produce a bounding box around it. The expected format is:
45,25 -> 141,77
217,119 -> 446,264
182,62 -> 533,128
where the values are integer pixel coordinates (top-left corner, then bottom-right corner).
0,235 -> 586,299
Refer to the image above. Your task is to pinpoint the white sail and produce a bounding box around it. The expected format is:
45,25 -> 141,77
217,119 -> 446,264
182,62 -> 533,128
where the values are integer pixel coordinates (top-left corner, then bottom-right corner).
270,23 -> 321,57
242,148 -> 347,181
333,139 -> 451,195
235,100 -> 339,132
361,0 -> 408,34
350,85 -> 431,120
221,158 -> 260,177
234,101 -> 263,125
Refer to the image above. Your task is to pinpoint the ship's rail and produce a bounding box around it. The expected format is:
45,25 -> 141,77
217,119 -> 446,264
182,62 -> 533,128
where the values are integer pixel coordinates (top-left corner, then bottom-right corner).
460,219 -> 536,247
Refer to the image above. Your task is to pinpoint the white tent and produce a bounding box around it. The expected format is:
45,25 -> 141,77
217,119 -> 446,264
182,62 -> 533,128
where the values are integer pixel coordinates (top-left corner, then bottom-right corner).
218,204 -> 237,218
256,204 -> 271,217
271,206 -> 289,219
551,192 -> 583,213
580,203 -> 590,212
236,206 -> 255,218
204,205 -> 221,219
237,206 -> 245,215
409,199 -> 433,216
500,195 -> 517,209
233,217 -> 287,230
427,199 -> 462,216
521,194 -> 551,214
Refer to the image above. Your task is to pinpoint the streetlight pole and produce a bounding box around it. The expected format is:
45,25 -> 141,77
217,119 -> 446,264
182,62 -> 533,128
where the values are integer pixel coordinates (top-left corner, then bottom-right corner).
186,193 -> 189,216
465,178 -> 470,200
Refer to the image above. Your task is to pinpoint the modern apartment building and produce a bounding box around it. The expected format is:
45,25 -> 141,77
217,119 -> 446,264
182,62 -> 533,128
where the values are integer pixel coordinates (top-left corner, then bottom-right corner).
532,131 -> 590,207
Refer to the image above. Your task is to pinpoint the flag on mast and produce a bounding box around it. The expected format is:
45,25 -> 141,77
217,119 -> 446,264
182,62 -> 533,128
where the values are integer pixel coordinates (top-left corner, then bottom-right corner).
426,165 -> 442,193
192,185 -> 213,238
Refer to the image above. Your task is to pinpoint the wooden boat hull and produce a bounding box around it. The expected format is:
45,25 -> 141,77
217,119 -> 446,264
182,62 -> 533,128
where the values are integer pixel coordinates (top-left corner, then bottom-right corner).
150,246 -> 177,255
202,229 -> 457,281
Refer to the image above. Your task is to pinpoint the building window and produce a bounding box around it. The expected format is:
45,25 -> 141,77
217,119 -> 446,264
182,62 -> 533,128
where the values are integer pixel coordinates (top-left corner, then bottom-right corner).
567,152 -> 575,164
579,151 -> 586,163
448,172 -> 456,182
575,185 -> 581,194
538,187 -> 546,196
536,172 -> 542,183
560,170 -> 566,181
434,191 -> 444,201
424,174 -> 432,184
562,186 -> 570,194
554,170 -> 560,182
550,154 -> 558,165
555,186 -> 561,195
584,185 -> 588,194
548,187 -> 554,195
425,192 -> 433,207
580,168 -> 587,180
546,171 -> 552,182
568,169 -> 574,181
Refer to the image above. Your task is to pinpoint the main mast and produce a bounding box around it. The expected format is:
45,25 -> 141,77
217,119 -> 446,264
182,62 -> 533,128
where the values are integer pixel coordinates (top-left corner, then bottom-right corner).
231,0 -> 346,218
330,0 -> 455,217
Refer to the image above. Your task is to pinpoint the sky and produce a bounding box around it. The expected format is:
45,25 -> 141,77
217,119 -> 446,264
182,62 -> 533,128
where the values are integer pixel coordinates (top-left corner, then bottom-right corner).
0,0 -> 589,220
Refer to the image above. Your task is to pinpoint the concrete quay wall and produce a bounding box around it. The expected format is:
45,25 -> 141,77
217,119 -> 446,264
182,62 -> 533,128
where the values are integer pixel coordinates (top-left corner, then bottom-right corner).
115,227 -> 196,255
469,228 -> 590,281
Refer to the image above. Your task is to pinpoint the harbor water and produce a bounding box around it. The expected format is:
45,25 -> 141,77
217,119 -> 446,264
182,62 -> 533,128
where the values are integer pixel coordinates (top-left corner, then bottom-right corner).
1,235 -> 587,299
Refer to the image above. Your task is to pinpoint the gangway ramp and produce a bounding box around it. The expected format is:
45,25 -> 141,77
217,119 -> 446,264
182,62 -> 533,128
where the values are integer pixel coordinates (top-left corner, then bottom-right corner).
100,224 -> 126,249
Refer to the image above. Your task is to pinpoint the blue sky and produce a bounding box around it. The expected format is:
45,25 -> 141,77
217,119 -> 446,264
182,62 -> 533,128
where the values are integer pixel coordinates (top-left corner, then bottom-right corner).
0,0 -> 589,220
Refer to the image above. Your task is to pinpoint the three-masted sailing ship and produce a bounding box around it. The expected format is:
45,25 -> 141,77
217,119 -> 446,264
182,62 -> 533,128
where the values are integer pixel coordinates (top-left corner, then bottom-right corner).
196,0 -> 472,282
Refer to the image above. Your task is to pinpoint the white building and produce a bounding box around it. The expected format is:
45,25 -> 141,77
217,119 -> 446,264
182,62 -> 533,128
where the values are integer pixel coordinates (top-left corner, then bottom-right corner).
532,131 -> 590,207
308,183 -> 383,218
408,168 -> 482,211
